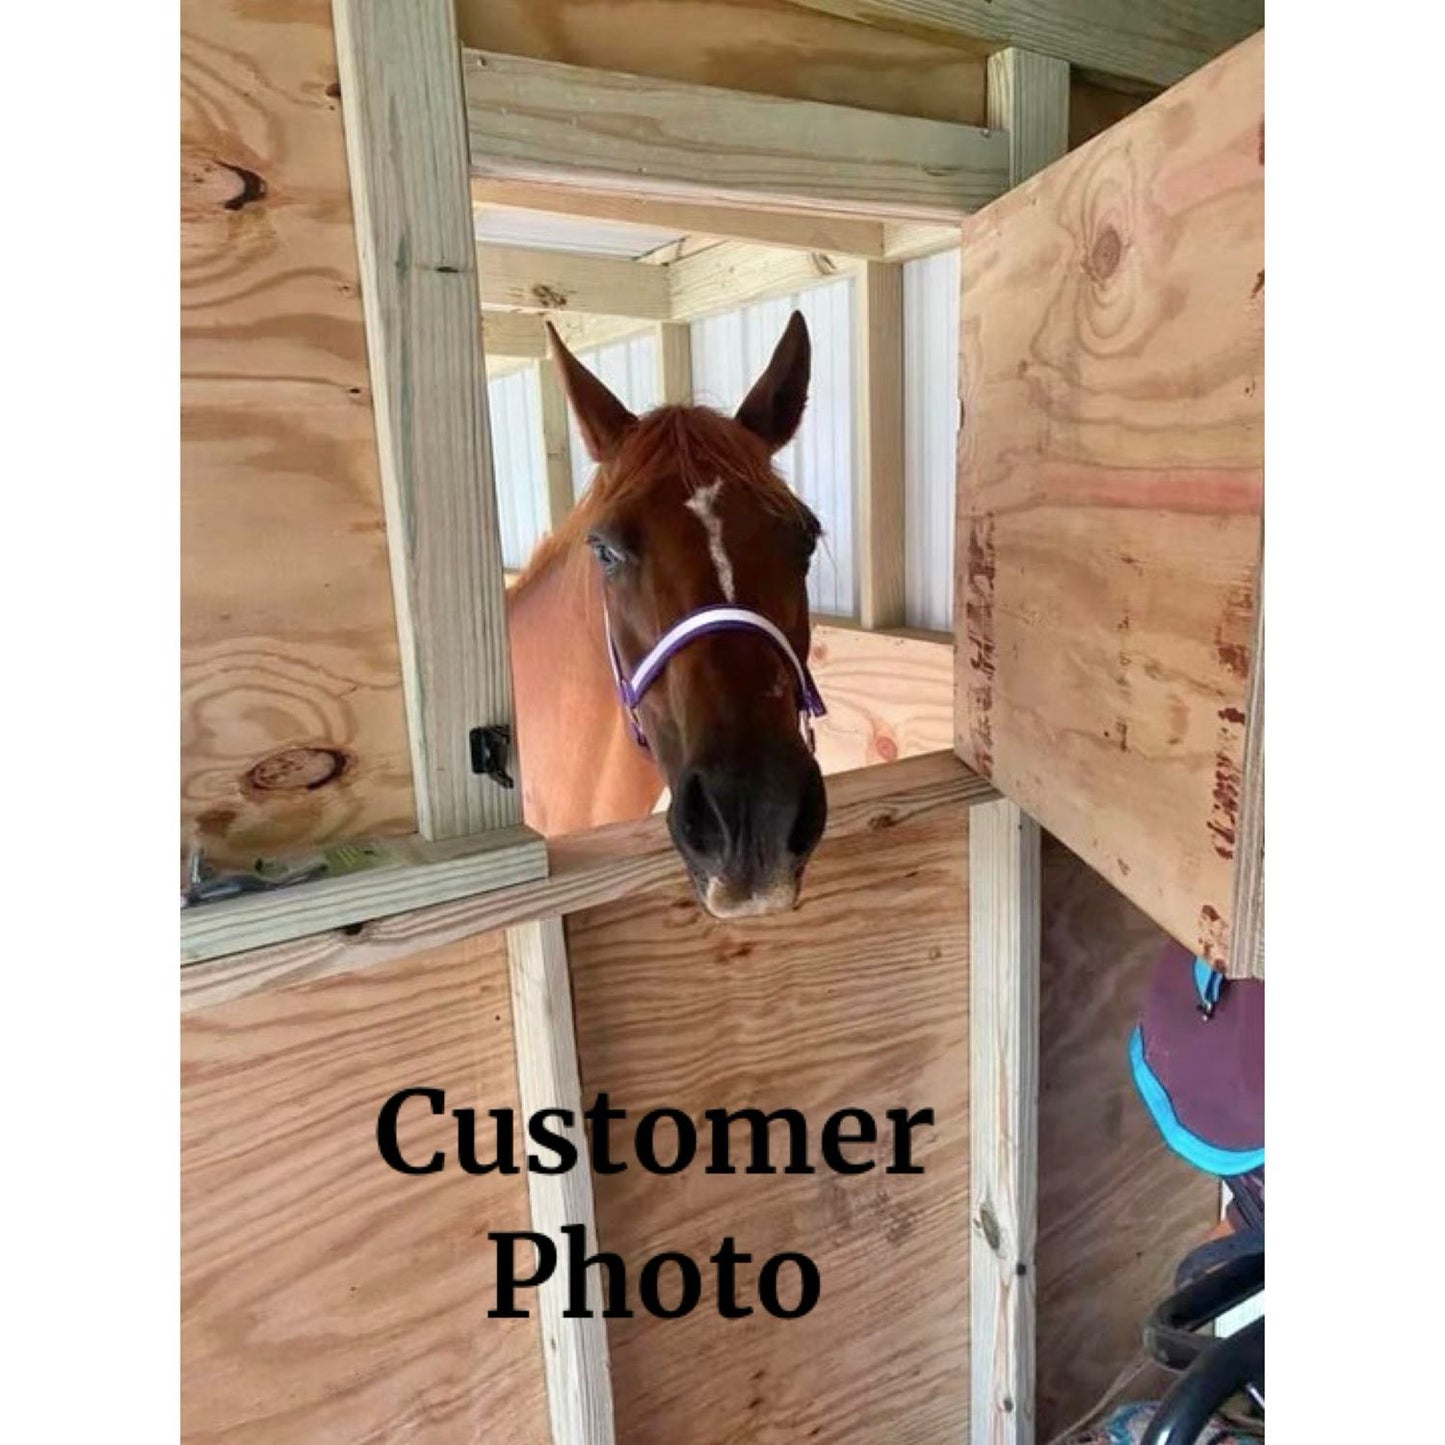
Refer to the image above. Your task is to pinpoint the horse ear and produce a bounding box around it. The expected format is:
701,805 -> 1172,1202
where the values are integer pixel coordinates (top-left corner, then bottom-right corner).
545,322 -> 637,463
735,311 -> 810,453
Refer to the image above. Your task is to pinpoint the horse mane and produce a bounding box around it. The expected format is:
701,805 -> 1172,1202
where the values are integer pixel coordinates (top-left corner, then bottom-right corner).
510,405 -> 814,593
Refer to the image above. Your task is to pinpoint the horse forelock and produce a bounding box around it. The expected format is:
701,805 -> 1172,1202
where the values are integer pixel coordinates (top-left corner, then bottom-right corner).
510,406 -> 812,593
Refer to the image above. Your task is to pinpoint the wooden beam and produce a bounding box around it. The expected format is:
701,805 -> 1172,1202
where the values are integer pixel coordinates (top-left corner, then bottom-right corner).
180,751 -> 996,1012
538,361 -> 576,526
882,222 -> 962,263
181,826 -> 547,964
463,49 -> 1008,218
477,242 -> 671,317
549,312 -> 659,355
969,796 -> 1042,1445
481,310 -> 547,357
657,323 -> 692,405
781,0 -> 1264,89
472,177 -> 890,258
668,242 -> 862,322
856,262 -> 906,629
987,48 -> 1071,187
1228,574 -> 1264,980
506,917 -> 617,1445
332,0 -> 518,838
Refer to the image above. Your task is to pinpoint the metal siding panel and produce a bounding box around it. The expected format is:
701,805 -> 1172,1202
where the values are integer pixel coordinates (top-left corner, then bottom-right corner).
903,249 -> 960,630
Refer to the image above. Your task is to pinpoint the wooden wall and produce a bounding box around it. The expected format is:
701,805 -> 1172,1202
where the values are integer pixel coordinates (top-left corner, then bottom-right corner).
181,0 -> 415,868
181,930 -> 548,1443
567,788 -> 973,1444
956,33 -> 1264,969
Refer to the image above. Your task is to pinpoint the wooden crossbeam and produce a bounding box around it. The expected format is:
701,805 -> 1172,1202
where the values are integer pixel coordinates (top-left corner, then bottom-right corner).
332,0 -> 519,838
781,0 -> 1264,89
463,49 -> 1008,219
472,178 -> 891,258
477,242 -> 671,317
667,241 -> 861,322
481,310 -> 547,357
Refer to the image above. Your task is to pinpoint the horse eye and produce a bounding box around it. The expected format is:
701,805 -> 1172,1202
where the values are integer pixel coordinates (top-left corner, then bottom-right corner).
586,534 -> 627,574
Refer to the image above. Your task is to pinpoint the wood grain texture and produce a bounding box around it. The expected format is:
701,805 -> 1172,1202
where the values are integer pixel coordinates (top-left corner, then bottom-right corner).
474,179 -> 891,258
657,324 -> 694,405
1228,576 -> 1263,979
782,0 -> 1263,88
333,0 -> 519,838
969,799 -> 1041,1444
181,752 -> 995,1012
182,931 -> 549,1444
456,0 -> 988,127
181,0 -> 416,868
482,310 -> 548,357
668,241 -> 862,320
955,33 -> 1264,967
809,625 -> 952,774
479,243 -> 672,317
463,50 -> 1008,219
1034,834 -> 1220,1436
180,825 -> 547,964
568,798 -> 973,1443
507,918 -> 617,1445
856,262 -> 907,629
987,48 -> 1071,186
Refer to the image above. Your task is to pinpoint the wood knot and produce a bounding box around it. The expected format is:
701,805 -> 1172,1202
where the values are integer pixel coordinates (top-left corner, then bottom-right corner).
217,161 -> 267,212
531,284 -> 569,309
1089,225 -> 1123,282
245,746 -> 350,794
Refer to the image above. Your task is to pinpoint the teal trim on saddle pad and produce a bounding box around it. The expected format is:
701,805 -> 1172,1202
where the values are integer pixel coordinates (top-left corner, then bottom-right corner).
1193,956 -> 1224,1011
1128,1025 -> 1265,1177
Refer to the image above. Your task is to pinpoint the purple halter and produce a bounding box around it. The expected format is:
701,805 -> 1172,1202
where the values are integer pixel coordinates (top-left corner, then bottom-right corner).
605,602 -> 827,752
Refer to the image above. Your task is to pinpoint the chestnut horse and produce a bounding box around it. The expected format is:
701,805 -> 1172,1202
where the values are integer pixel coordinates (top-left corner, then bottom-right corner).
507,313 -> 828,918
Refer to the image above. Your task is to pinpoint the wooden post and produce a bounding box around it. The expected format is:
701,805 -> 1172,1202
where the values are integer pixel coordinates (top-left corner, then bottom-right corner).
1229,574 -> 1264,979
856,260 -> 906,628
969,797 -> 1042,1445
538,361 -> 576,528
987,48 -> 1070,187
331,0 -> 519,838
657,322 -> 693,404
506,917 -> 616,1445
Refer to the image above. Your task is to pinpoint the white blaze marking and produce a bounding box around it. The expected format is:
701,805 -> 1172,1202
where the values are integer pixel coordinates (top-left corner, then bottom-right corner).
684,480 -> 735,602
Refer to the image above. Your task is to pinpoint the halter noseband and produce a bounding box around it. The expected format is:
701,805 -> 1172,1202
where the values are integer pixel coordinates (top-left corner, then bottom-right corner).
605,603 -> 827,752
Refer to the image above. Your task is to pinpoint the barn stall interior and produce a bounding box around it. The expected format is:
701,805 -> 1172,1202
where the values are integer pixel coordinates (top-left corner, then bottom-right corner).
181,1 -> 1264,1441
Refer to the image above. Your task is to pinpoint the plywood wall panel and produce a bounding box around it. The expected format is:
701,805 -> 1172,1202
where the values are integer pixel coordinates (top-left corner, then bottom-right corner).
956,33 -> 1264,967
181,0 -> 415,867
181,931 -> 549,1444
567,796 -> 972,1444
1035,835 -> 1220,1435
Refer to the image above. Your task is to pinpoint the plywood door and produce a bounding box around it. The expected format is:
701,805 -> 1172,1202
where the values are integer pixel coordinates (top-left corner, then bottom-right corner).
566,795 -> 972,1444
181,932 -> 548,1444
181,0 -> 415,867
955,32 -> 1264,968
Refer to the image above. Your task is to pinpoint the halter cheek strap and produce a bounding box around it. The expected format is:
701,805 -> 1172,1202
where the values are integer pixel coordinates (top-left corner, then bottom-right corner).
605,603 -> 827,752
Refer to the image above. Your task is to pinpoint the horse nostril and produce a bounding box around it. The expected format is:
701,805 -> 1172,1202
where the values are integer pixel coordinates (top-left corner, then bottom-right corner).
677,768 -> 729,861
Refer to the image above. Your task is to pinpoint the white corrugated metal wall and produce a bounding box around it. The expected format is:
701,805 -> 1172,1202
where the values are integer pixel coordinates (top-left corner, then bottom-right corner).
902,249 -> 961,632
690,278 -> 855,617
486,248 -> 961,623
566,332 -> 660,499
487,367 -> 548,571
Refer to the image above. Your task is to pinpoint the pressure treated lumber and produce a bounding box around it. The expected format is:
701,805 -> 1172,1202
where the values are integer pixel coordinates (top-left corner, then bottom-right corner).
856,262 -> 907,628
506,918 -> 616,1445
180,749 -> 993,1012
180,825 -> 547,964
482,310 -> 548,357
955,33 -> 1263,968
463,49 -> 1008,218
567,788 -> 973,1442
782,0 -> 1264,88
987,48 -> 1070,186
667,241 -> 862,320
656,323 -> 693,405
454,0 -> 990,128
1229,581 -> 1264,979
478,243 -> 672,317
180,0 -> 415,866
181,930 -> 549,1443
333,0 -> 519,838
969,798 -> 1041,1444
